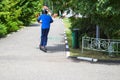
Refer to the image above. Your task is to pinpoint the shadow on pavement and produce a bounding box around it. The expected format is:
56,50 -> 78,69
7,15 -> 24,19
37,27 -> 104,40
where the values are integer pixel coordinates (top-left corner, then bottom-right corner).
36,44 -> 65,53
29,23 -> 40,27
46,44 -> 65,53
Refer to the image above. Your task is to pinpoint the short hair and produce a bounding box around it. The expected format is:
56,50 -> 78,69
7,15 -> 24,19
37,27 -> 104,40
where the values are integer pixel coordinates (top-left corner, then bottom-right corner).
42,9 -> 48,14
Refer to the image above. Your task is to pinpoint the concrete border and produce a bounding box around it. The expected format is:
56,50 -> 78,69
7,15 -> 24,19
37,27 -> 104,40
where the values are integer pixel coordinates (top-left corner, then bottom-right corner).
77,57 -> 98,62
64,31 -> 70,58
69,56 -> 120,63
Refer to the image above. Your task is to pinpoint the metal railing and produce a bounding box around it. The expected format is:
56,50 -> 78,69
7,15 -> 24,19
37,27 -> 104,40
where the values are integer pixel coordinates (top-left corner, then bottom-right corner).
82,37 -> 120,55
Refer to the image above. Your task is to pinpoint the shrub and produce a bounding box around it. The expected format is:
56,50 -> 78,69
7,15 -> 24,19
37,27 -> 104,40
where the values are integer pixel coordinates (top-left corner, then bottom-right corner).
16,20 -> 23,26
7,21 -> 19,33
0,24 -> 7,37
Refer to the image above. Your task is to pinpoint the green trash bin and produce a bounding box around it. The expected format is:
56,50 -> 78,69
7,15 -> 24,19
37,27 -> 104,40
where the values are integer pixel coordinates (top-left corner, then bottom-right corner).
72,28 -> 79,49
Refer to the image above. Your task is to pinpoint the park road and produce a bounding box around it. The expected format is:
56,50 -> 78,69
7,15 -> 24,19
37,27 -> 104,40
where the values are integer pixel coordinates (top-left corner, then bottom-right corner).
0,18 -> 120,80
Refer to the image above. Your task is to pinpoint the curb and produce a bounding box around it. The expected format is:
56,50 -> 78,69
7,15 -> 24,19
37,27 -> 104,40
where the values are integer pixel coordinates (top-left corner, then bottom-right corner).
64,31 -> 70,58
69,56 -> 120,63
77,56 -> 98,62
68,56 -> 98,62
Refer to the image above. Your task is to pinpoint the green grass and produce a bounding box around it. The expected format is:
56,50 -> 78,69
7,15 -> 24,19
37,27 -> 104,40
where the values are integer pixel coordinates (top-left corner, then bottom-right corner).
63,18 -> 71,28
70,49 -> 120,60
63,18 -> 72,47
63,18 -> 120,60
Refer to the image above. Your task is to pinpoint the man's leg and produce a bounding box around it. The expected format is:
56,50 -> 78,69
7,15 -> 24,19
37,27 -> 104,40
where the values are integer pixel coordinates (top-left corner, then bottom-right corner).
43,28 -> 50,47
40,29 -> 45,47
39,29 -> 48,52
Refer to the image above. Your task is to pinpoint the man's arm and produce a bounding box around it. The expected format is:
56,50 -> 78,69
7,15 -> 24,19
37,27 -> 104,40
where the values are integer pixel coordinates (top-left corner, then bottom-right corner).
37,16 -> 42,23
50,16 -> 53,23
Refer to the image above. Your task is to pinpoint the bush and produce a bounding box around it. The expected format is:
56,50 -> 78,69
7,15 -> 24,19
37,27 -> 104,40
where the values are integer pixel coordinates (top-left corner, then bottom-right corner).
0,24 -> 7,37
16,20 -> 23,26
7,21 -> 19,33
69,17 -> 96,39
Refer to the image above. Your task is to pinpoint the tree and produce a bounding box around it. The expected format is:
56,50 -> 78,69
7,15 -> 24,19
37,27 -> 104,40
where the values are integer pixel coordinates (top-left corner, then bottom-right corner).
17,0 -> 42,25
49,0 -> 120,39
0,0 -> 43,37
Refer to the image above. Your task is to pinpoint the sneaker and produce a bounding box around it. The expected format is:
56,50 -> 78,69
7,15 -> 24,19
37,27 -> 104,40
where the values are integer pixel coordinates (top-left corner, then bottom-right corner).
39,46 -> 47,52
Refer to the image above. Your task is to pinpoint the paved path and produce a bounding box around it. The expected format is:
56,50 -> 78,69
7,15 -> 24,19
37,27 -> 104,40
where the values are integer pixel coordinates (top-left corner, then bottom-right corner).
0,19 -> 120,80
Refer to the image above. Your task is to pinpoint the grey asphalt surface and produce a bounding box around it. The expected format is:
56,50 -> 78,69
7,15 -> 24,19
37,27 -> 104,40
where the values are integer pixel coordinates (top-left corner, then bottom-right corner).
0,18 -> 120,80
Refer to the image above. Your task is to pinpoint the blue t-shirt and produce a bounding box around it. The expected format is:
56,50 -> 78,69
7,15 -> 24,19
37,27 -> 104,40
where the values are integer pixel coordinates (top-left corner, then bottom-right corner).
38,14 -> 53,29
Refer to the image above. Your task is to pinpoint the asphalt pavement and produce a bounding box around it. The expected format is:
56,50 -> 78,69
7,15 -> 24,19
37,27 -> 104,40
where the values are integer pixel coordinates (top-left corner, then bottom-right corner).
0,18 -> 120,80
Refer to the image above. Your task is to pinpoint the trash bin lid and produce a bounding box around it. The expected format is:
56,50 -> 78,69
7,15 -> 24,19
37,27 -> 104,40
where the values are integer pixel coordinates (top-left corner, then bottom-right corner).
73,28 -> 79,31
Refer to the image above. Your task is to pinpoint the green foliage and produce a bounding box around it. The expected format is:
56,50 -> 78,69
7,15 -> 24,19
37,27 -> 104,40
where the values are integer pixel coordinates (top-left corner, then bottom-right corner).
46,0 -> 70,13
18,0 -> 42,25
61,0 -> 120,58
69,17 -> 96,40
7,21 -> 19,33
0,24 -> 7,37
52,0 -> 120,39
0,12 -> 9,24
0,0 -> 43,37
